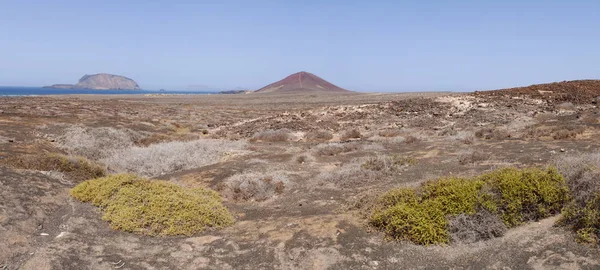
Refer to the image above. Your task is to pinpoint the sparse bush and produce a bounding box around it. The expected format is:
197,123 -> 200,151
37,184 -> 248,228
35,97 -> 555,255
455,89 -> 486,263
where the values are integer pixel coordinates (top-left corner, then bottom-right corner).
361,155 -> 417,171
554,153 -> 600,244
448,210 -> 507,244
2,153 -> 105,182
475,127 -> 511,140
305,130 -> 333,142
370,167 -> 568,245
378,129 -> 401,138
220,172 -> 288,201
136,133 -> 170,146
317,156 -> 416,188
458,150 -> 488,165
552,126 -> 585,140
340,129 -> 362,140
523,125 -> 585,140
102,139 -> 246,177
70,174 -> 233,236
296,155 -> 309,164
57,126 -> 144,160
314,142 -> 361,156
249,129 -> 292,142
403,135 -> 419,144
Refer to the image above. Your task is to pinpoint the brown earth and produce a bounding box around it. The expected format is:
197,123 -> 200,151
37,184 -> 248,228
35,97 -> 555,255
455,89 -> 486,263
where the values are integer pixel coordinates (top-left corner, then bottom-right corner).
0,90 -> 599,269
255,72 -> 351,93
476,80 -> 600,104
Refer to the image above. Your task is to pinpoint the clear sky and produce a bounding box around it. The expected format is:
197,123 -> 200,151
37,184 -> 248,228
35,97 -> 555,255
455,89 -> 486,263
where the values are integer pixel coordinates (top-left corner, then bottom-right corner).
1,1 -> 599,92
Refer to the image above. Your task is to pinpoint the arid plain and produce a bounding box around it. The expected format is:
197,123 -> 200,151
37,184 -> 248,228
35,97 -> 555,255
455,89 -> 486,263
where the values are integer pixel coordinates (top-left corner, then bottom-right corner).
1,85 -> 600,269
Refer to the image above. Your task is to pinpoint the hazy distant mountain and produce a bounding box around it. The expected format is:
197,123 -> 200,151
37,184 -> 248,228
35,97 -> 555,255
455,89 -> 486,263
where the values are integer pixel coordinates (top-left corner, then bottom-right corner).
255,71 -> 351,93
44,73 -> 141,90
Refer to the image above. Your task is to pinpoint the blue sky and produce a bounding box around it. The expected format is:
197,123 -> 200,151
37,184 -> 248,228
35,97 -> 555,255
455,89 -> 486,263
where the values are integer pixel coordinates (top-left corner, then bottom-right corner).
1,1 -> 599,91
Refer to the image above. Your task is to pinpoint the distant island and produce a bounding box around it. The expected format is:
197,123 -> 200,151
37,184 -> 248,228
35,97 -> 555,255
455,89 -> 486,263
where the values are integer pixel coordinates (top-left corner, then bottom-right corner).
44,73 -> 141,90
219,90 -> 251,94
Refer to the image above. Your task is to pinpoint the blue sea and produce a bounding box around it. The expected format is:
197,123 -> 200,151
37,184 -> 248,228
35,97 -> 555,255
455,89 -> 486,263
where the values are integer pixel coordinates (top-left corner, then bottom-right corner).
0,86 -> 218,96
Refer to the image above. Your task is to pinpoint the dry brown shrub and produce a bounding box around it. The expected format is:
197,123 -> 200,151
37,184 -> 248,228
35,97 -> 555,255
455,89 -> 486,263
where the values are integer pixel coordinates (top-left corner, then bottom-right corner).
2,153 -> 105,183
220,172 -> 288,201
136,134 -> 170,146
305,130 -> 333,142
404,135 -> 419,144
340,129 -> 362,140
314,142 -> 361,156
249,129 -> 292,142
475,127 -> 511,140
524,125 -> 585,140
448,210 -> 508,244
378,129 -> 401,138
458,150 -> 488,165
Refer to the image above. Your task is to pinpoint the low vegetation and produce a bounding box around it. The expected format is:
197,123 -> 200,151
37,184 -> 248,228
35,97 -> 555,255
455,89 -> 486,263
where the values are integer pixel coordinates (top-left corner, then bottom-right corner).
57,126 -> 142,160
340,129 -> 362,140
457,150 -> 488,165
2,153 -> 105,182
314,142 -> 361,156
304,130 -> 334,142
102,139 -> 246,177
249,129 -> 292,142
555,153 -> 600,244
378,129 -> 401,138
219,172 -> 287,201
70,174 -> 233,236
524,125 -> 586,140
370,167 -> 569,245
317,155 -> 416,188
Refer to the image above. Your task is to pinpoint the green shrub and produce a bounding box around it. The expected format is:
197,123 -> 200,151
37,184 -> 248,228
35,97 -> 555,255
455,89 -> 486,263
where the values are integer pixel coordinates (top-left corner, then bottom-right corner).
479,167 -> 569,226
554,153 -> 600,244
369,167 -> 569,245
560,195 -> 600,244
71,174 -> 234,236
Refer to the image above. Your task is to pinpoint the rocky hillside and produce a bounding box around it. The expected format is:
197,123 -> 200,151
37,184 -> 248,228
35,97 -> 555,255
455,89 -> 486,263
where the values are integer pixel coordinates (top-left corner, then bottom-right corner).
255,71 -> 351,93
477,80 -> 600,104
44,73 -> 141,90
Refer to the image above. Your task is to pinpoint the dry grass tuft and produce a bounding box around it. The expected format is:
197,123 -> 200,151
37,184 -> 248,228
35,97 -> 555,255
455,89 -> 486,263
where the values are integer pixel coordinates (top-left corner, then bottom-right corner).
340,129 -> 362,140
316,155 -> 416,188
56,126 -> 143,160
378,129 -> 401,138
249,129 -> 292,142
314,142 -> 361,156
458,150 -> 488,165
475,127 -> 511,140
304,130 -> 334,142
102,139 -> 246,177
2,153 -> 105,183
403,135 -> 419,144
219,172 -> 288,201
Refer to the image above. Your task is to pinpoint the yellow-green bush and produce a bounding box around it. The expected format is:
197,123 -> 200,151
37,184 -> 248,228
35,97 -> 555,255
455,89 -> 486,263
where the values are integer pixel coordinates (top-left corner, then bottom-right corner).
560,194 -> 600,244
369,167 -> 568,245
480,167 -> 569,226
553,153 -> 600,244
71,174 -> 234,236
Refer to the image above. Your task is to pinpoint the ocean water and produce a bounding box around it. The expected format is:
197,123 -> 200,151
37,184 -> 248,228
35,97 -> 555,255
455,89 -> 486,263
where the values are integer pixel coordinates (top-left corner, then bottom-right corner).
0,86 -> 218,96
